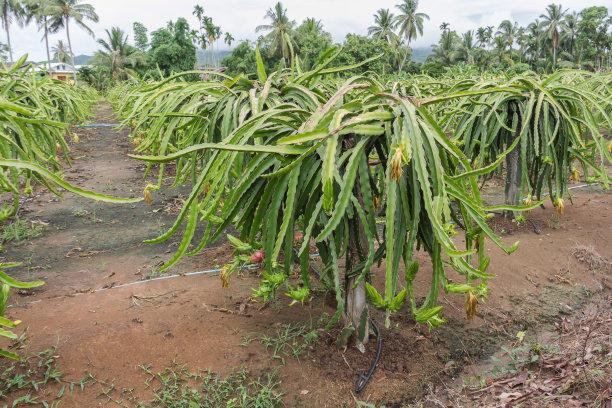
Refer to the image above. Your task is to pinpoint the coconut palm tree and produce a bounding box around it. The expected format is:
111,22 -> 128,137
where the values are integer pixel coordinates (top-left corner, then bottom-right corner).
497,20 -> 518,51
540,3 -> 567,68
491,35 -> 510,65
439,22 -> 450,32
255,1 -> 295,61
368,9 -> 397,44
24,0 -> 56,69
475,27 -> 488,48
51,39 -> 70,63
48,0 -> 99,75
394,0 -> 428,42
394,0 -> 428,72
525,20 -> 543,63
0,0 -> 26,63
459,30 -> 476,64
94,26 -> 144,81
561,11 -> 578,60
432,29 -> 459,65
300,17 -> 323,34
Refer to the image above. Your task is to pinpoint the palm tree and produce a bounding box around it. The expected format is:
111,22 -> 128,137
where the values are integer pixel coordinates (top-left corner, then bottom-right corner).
368,9 -> 397,44
394,0 -> 429,43
492,35 -> 509,65
0,0 -> 25,63
94,26 -> 143,80
48,0 -> 99,75
439,22 -> 450,32
214,25 -> 221,63
515,26 -> 527,62
255,1 -> 295,61
540,3 -> 567,68
193,4 -> 204,22
525,20 -> 543,63
300,17 -> 323,34
475,27 -> 488,48
394,0 -> 428,72
460,30 -> 476,64
24,0 -> 55,69
224,32 -> 234,48
432,29 -> 459,65
202,17 -> 218,67
497,20 -> 518,51
561,11 -> 578,60
52,39 -> 70,62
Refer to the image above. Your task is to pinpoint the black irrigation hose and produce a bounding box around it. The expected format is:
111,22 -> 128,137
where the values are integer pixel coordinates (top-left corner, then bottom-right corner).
355,318 -> 382,394
295,248 -> 384,394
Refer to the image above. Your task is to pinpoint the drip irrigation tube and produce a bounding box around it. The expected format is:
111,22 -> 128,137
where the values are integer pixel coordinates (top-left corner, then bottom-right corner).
355,318 -> 382,394
77,123 -> 120,128
298,248 -> 383,394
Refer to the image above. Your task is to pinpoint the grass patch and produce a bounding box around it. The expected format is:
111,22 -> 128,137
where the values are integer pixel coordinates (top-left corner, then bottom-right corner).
260,323 -> 319,364
91,363 -> 282,407
243,315 -> 328,364
0,219 -> 46,245
0,347 -> 91,406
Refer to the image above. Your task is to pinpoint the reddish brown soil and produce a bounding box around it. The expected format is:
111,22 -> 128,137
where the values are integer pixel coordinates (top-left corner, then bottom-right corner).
1,103 -> 610,407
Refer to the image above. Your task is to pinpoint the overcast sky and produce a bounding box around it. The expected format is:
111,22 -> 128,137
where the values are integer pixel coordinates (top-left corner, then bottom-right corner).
10,0 -> 612,61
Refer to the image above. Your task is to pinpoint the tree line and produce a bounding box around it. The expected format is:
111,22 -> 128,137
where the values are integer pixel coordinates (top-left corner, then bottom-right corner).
2,0 -> 610,89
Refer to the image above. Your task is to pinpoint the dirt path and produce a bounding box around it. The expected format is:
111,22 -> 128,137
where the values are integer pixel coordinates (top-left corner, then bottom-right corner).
1,103 -> 611,407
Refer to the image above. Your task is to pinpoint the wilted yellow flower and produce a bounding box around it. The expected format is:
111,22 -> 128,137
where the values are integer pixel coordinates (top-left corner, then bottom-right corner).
220,266 -> 230,288
570,167 -> 580,182
554,197 -> 565,215
522,195 -> 533,206
143,184 -> 155,205
373,195 -> 381,210
465,291 -> 478,320
390,147 -> 404,181
72,133 -> 80,143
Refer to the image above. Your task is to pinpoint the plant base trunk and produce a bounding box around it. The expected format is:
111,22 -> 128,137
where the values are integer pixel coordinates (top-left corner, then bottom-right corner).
345,276 -> 369,351
504,145 -> 522,218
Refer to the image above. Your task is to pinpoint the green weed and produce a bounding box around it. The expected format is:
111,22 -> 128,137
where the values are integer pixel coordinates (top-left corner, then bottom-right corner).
0,347 -> 89,406
90,362 -> 282,408
0,219 -> 45,245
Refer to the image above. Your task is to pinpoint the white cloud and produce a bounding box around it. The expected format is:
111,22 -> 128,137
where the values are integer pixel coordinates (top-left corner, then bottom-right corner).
10,0 -> 612,61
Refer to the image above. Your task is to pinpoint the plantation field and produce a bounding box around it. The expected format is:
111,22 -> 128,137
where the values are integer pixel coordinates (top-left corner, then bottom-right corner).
2,102 -> 610,407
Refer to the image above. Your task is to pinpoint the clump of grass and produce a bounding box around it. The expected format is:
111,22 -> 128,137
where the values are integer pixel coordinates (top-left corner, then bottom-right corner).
93,363 -> 283,408
0,219 -> 45,245
0,347 -> 90,406
260,323 -> 319,364
248,314 -> 328,364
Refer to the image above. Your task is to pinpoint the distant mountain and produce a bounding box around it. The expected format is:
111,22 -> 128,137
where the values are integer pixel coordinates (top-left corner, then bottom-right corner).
74,54 -> 92,65
36,54 -> 92,66
197,49 -> 231,66
411,47 -> 432,63
36,48 -> 431,68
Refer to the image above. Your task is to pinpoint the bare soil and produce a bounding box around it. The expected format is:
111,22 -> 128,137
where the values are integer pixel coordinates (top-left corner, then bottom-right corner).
1,103 -> 610,407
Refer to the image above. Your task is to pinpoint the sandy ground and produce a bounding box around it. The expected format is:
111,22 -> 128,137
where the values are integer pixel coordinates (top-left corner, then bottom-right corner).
1,103 -> 610,407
